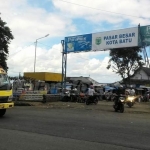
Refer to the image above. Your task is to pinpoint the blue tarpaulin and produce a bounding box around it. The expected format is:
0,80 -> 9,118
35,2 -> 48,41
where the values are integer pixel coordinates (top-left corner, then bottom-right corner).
104,86 -> 116,91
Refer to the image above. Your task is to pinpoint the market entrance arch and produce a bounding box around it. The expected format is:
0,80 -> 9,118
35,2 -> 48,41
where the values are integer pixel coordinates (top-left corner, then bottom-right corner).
61,25 -> 150,89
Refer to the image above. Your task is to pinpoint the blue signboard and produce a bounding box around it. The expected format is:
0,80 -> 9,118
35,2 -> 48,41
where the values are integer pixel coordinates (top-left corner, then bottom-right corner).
65,34 -> 92,53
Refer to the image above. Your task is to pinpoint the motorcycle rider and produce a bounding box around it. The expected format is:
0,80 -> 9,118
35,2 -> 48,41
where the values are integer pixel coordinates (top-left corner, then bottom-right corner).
86,85 -> 98,105
130,88 -> 135,96
86,85 -> 96,102
87,85 -> 95,96
113,86 -> 125,106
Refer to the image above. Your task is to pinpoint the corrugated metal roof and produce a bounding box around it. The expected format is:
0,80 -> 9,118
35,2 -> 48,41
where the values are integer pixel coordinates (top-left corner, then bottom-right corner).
66,76 -> 100,85
142,67 -> 150,76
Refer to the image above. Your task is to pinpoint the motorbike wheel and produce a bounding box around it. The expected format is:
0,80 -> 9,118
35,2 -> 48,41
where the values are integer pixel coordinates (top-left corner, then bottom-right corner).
86,101 -> 89,105
115,108 -> 118,112
120,105 -> 124,113
0,109 -> 6,117
94,99 -> 98,105
113,105 -> 118,112
127,102 -> 132,108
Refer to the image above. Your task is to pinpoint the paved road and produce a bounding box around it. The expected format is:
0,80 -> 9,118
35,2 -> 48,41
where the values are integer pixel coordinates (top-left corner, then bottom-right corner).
0,103 -> 150,150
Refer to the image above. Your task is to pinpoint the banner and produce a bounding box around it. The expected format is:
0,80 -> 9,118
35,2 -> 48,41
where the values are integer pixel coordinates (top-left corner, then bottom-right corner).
64,27 -> 139,53
92,27 -> 138,50
140,25 -> 150,46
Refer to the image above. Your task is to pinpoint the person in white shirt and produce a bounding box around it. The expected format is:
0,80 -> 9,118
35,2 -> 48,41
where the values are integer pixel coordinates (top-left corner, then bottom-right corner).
130,88 -> 135,96
87,85 -> 95,96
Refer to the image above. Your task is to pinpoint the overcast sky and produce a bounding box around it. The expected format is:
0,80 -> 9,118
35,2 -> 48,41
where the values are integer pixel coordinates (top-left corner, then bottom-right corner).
0,0 -> 150,83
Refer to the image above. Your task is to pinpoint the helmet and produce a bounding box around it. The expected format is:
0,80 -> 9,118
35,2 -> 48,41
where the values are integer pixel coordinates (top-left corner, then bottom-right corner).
90,85 -> 94,89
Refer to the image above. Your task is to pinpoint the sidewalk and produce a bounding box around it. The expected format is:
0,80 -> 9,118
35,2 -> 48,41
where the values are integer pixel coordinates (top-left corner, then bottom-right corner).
14,100 -> 150,114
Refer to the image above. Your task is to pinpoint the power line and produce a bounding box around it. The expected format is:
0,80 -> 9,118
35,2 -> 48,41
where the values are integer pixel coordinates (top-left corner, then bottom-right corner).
9,50 -> 22,57
37,42 -> 50,47
8,70 -> 22,73
58,0 -> 149,19
9,43 -> 35,57
35,43 -> 102,61
8,42 -> 62,59
38,42 -> 62,52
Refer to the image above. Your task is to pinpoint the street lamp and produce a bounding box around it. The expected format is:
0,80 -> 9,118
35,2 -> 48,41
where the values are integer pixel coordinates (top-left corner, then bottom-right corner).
34,34 -> 49,72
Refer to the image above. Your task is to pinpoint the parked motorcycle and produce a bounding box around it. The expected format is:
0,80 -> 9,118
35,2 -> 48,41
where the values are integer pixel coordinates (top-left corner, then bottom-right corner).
86,95 -> 98,105
126,96 -> 136,108
113,96 -> 125,113
61,91 -> 71,102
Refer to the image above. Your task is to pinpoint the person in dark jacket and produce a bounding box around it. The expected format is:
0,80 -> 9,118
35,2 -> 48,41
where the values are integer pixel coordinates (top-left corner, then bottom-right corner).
113,86 -> 125,105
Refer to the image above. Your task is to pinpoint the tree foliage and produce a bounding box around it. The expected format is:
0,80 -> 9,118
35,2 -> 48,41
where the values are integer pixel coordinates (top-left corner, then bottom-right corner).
107,47 -> 144,85
0,17 -> 14,71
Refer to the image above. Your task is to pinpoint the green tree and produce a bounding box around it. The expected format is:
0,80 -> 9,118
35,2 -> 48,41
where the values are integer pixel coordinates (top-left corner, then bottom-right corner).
107,47 -> 144,85
0,16 -> 14,71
